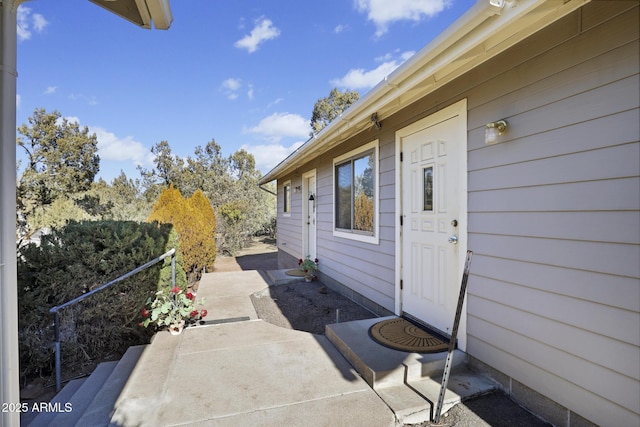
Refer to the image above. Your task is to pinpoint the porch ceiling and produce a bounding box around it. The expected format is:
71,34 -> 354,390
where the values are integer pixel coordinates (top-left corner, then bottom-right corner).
259,0 -> 590,185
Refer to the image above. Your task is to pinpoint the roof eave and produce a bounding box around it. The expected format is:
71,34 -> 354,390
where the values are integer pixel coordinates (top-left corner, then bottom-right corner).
259,0 -> 590,185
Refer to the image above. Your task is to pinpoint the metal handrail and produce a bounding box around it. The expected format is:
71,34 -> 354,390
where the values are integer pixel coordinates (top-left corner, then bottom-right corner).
49,248 -> 176,391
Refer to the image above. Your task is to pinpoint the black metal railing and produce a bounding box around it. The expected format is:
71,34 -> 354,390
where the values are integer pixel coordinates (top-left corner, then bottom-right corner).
49,248 -> 176,391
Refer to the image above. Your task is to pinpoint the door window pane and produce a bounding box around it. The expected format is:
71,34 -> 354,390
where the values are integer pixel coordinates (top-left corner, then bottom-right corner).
423,167 -> 433,211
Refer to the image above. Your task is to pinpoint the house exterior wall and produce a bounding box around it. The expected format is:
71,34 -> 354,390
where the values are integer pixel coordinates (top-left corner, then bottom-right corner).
276,177 -> 302,265
275,2 -> 639,425
463,3 -> 639,426
277,129 -> 398,312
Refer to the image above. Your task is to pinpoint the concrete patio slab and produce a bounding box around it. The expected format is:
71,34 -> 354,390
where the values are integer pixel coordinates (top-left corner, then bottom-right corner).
110,271 -> 396,426
196,270 -> 273,320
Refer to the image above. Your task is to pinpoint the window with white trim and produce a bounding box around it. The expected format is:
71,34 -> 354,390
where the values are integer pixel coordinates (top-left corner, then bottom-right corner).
333,140 -> 379,244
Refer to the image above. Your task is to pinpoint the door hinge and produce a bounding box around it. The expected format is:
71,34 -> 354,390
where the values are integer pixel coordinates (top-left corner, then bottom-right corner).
400,279 -> 403,290
400,152 -> 403,162
400,215 -> 403,226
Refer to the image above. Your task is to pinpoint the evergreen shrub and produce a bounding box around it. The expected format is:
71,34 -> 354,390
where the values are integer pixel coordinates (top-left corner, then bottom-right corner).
147,186 -> 216,281
17,220 -> 186,382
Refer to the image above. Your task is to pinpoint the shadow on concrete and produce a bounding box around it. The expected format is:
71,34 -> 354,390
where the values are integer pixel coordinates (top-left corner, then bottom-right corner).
235,252 -> 277,271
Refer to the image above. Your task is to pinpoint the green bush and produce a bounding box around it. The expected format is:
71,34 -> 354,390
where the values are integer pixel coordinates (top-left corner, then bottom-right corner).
17,220 -> 186,382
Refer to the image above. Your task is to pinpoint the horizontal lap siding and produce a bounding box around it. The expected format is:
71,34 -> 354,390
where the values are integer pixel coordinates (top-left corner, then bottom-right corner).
313,135 -> 397,311
276,177 -> 302,257
465,3 -> 640,426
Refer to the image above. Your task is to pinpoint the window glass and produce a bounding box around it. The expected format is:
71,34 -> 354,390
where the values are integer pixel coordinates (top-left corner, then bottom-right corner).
283,182 -> 291,214
423,167 -> 433,211
335,162 -> 352,229
335,151 -> 374,234
354,153 -> 374,232
332,140 -> 378,243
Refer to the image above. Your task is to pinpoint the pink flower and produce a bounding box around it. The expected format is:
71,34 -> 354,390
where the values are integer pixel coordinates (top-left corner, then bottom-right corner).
141,308 -> 149,318
200,309 -> 208,318
190,310 -> 199,318
171,286 -> 181,294
314,258 -> 319,263
186,292 -> 194,300
298,259 -> 303,265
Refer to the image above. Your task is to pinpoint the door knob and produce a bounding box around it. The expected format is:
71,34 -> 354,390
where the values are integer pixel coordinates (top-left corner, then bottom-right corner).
448,235 -> 458,244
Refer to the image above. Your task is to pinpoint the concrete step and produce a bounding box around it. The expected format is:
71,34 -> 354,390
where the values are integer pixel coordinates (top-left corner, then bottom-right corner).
75,345 -> 147,427
265,269 -> 305,285
27,378 -> 86,426
110,330 -> 183,426
326,316 -> 466,389
326,316 -> 496,424
375,367 -> 497,424
44,361 -> 118,426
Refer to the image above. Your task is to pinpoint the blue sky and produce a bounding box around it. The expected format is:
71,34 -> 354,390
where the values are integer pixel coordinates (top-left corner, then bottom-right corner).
16,0 -> 475,182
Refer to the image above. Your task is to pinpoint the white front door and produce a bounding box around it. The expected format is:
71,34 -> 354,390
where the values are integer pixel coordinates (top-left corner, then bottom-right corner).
303,170 -> 317,259
399,101 -> 467,342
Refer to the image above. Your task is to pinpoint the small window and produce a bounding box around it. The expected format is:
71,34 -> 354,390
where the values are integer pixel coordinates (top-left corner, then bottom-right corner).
423,166 -> 433,211
333,140 -> 379,244
283,181 -> 291,215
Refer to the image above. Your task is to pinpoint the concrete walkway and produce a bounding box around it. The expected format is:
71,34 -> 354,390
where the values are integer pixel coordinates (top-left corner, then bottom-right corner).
111,270 -> 396,426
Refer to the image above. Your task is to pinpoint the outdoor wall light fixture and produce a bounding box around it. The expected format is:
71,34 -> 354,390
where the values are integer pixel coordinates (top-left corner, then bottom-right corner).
371,113 -> 382,130
294,186 -> 302,193
485,119 -> 508,145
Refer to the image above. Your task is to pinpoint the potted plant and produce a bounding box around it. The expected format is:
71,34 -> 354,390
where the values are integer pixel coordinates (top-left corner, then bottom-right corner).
141,286 -> 207,335
298,256 -> 319,282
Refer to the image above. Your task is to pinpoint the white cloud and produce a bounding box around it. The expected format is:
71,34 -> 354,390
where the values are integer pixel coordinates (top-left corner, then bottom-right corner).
222,78 -> 241,92
331,50 -> 415,90
334,24 -> 349,34
44,86 -> 57,95
221,78 -> 242,100
356,0 -> 450,37
91,127 -> 153,168
16,94 -> 21,109
32,13 -> 48,32
62,116 -> 80,125
17,6 -> 49,41
69,93 -> 98,106
234,18 -> 281,53
58,117 -> 153,168
244,112 -> 310,143
242,141 -> 304,173
247,83 -> 254,100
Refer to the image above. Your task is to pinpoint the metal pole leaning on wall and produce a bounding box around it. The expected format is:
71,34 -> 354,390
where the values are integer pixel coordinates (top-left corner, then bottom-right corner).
433,250 -> 473,424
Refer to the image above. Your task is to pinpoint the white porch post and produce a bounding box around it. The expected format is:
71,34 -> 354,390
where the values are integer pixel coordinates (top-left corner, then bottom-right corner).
0,1 -> 20,426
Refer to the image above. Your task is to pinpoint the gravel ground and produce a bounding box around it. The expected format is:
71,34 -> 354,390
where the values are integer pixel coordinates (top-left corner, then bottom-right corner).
251,281 -> 377,335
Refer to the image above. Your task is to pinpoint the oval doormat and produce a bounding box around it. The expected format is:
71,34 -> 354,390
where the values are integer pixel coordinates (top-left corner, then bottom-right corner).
369,318 -> 449,353
285,269 -> 306,277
